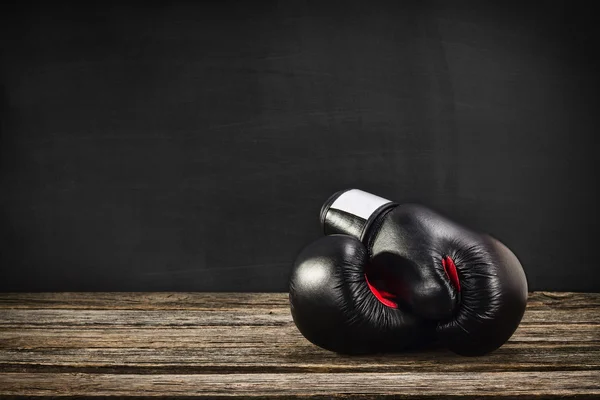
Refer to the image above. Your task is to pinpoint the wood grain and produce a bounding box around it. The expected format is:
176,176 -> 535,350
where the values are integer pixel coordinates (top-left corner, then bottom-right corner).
0,292 -> 598,398
1,371 -> 599,398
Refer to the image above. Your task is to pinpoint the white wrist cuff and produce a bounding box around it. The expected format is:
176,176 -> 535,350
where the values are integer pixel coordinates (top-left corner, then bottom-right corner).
329,189 -> 392,221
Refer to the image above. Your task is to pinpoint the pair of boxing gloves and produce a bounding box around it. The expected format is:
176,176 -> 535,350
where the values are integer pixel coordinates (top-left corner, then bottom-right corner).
289,189 -> 528,356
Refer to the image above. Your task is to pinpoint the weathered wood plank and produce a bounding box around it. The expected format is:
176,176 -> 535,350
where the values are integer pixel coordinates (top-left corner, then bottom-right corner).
0,335 -> 597,375
0,327 -> 598,374
0,324 -> 596,349
0,309 -> 290,327
0,292 -> 287,310
519,309 -> 600,324
0,346 -> 598,374
526,292 -> 600,309
0,371 -> 598,398
0,305 -> 598,329
0,292 -> 597,310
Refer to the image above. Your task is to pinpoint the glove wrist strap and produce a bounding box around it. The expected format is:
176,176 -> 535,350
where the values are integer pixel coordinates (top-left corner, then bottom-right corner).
320,189 -> 396,242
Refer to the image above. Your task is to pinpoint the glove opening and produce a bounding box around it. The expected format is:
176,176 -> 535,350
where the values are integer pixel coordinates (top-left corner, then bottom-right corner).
442,256 -> 461,292
364,263 -> 400,309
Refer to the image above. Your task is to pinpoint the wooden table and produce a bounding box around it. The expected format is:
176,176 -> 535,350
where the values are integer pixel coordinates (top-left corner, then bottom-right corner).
0,292 -> 598,398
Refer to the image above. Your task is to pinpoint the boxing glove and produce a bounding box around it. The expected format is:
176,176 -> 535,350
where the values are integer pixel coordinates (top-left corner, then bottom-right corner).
289,234 -> 435,354
320,189 -> 528,356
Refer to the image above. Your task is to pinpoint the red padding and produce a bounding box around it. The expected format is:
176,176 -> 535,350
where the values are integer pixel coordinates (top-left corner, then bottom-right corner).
442,256 -> 461,292
365,274 -> 399,308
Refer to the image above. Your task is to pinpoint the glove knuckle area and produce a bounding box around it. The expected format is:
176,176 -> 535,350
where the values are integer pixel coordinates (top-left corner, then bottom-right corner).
289,235 -> 430,354
437,239 -> 528,356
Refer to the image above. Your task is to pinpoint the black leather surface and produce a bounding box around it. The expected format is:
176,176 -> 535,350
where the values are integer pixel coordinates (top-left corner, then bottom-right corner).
289,234 -> 434,354
319,190 -> 528,356
371,204 -> 528,355
322,209 -> 367,239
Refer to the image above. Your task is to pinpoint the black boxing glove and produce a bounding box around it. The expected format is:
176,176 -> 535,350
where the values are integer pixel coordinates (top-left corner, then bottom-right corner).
289,234 -> 434,354
321,189 -> 528,356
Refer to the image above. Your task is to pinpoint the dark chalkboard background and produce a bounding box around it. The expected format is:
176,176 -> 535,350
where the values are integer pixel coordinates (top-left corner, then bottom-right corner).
1,1 -> 598,292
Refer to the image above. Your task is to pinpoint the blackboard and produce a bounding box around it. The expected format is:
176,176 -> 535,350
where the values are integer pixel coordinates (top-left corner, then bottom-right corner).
1,1 -> 598,292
